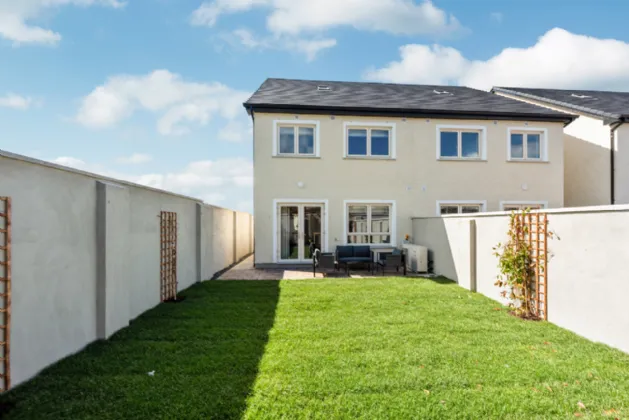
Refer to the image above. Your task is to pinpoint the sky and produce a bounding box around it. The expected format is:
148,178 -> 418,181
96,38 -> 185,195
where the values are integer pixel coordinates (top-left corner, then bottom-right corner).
2,0 -> 629,213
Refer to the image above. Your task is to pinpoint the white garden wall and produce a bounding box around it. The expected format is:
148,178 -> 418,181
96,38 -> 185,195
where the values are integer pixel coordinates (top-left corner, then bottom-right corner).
412,205 -> 629,354
0,150 -> 253,387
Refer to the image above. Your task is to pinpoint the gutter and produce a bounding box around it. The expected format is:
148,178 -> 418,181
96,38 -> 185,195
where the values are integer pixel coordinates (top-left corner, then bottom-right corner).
610,120 -> 625,204
242,103 -> 574,124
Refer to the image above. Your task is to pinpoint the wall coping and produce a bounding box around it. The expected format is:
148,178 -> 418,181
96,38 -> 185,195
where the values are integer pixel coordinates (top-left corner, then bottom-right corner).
411,204 -> 629,220
1,149 -> 248,214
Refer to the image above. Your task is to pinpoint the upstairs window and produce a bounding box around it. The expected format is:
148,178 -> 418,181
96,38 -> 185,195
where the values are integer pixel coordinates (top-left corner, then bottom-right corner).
436,125 -> 486,160
508,128 -> 547,161
273,120 -> 320,157
344,123 -> 396,159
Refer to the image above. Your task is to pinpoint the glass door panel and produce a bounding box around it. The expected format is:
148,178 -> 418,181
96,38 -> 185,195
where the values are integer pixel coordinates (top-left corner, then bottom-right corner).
303,206 -> 322,259
279,206 -> 299,260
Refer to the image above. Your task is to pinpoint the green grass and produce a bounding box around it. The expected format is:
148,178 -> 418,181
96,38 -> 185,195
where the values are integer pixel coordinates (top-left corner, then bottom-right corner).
2,278 -> 629,419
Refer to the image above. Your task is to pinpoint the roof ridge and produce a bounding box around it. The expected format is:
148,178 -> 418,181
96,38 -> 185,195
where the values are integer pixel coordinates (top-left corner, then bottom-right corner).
496,86 -> 629,95
265,77 -> 473,91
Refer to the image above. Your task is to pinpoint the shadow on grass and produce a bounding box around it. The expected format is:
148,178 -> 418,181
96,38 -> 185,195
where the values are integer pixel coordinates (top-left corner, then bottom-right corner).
424,276 -> 456,285
0,280 -> 280,419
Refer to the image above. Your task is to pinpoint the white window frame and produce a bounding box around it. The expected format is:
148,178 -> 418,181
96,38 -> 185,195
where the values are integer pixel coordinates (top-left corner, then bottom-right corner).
436,125 -> 487,160
272,120 -> 321,157
500,201 -> 548,211
436,200 -> 487,216
343,122 -> 396,159
507,127 -> 548,162
343,200 -> 396,246
272,198 -> 329,263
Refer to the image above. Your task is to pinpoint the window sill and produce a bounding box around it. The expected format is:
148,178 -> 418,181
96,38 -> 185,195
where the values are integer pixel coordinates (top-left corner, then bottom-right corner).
437,158 -> 487,162
507,159 -> 549,163
343,156 -> 396,161
272,155 -> 321,159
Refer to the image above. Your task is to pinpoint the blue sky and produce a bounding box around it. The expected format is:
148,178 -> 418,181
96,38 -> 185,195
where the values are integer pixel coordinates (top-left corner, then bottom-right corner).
2,0 -> 629,212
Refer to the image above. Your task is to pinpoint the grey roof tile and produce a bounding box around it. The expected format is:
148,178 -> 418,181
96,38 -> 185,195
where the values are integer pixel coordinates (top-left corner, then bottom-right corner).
244,78 -> 574,122
493,87 -> 629,120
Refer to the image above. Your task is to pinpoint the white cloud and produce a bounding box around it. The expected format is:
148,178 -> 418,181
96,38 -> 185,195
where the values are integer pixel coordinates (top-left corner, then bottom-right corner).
192,0 -> 461,37
48,155 -> 253,210
0,93 -> 32,109
490,12 -> 503,23
226,28 -> 336,61
365,28 -> 629,91
364,43 -> 468,86
115,153 -> 152,164
218,119 -> 252,142
76,69 -> 251,136
53,156 -> 89,169
0,0 -> 125,45
191,0 -> 268,27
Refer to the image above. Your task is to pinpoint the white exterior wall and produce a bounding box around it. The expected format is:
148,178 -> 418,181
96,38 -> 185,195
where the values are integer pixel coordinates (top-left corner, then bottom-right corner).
253,112 -> 565,265
412,205 -> 629,354
615,125 -> 629,204
496,91 -> 612,207
0,151 -> 253,387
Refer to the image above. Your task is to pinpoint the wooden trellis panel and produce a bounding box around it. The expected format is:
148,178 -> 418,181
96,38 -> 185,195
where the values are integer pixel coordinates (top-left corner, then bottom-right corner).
0,197 -> 11,391
160,211 -> 178,302
514,212 -> 548,320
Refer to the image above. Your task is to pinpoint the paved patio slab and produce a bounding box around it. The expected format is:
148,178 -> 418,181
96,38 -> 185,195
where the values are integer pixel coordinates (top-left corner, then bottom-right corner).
217,255 -> 381,280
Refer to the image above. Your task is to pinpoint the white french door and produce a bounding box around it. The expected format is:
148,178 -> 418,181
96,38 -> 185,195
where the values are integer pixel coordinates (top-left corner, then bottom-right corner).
277,202 -> 325,263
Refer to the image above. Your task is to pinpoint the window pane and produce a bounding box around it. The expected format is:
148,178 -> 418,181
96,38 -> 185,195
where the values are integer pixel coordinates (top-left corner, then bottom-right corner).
461,132 -> 479,158
510,134 -> 524,159
348,129 -> 367,155
371,205 -> 390,233
279,127 -> 295,154
347,235 -> 369,244
440,131 -> 458,157
461,205 -> 481,214
298,127 -> 314,154
503,206 -> 521,212
440,205 -> 459,215
370,235 -> 391,244
371,130 -> 390,156
527,134 -> 541,159
348,205 -> 368,233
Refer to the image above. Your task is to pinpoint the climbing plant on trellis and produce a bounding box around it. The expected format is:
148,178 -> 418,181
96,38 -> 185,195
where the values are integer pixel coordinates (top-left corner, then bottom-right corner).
494,209 -> 551,320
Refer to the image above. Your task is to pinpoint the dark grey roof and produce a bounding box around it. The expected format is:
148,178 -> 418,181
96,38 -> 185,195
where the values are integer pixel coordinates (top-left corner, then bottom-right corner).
244,78 -> 574,122
493,87 -> 629,122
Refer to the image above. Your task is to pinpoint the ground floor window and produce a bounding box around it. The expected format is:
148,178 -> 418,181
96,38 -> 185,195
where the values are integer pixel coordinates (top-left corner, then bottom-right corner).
346,202 -> 393,244
437,201 -> 485,215
501,202 -> 546,212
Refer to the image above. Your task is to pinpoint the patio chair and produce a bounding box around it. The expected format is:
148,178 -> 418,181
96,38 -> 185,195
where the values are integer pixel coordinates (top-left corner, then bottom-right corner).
311,244 -> 337,276
375,248 -> 406,276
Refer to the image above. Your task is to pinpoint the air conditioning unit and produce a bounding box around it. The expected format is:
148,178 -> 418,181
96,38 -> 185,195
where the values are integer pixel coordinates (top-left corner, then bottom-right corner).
402,244 -> 428,273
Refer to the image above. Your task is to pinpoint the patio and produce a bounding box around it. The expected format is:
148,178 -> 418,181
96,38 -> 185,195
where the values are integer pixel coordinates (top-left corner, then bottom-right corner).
2,275 -> 628,419
217,255 -> 391,280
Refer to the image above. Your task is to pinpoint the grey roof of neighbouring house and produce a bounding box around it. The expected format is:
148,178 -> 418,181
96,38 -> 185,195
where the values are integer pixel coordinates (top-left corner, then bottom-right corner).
492,87 -> 629,123
244,78 -> 575,123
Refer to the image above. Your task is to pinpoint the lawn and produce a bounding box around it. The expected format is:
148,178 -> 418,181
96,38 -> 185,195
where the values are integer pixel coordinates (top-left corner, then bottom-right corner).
2,278 -> 629,419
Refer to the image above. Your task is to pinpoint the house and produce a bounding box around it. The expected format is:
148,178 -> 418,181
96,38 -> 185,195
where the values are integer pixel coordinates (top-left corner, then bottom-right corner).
244,78 -> 574,266
492,87 -> 629,206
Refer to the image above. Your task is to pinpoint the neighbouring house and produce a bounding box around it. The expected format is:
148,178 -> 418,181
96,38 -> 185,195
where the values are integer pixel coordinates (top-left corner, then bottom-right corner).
492,87 -> 629,207
244,78 -> 574,266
